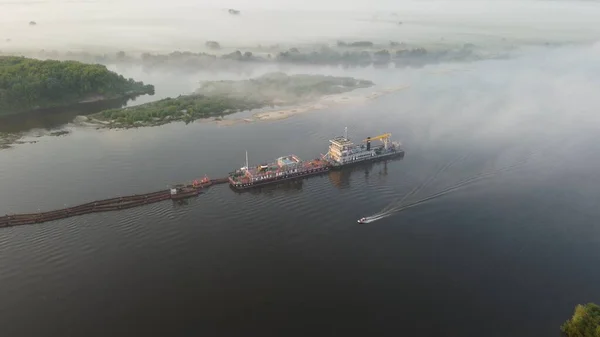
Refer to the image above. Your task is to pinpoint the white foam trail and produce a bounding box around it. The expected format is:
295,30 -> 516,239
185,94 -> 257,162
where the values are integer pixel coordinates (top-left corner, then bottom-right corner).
381,155 -> 537,215
365,135 -> 574,222
378,135 -> 579,219
377,153 -> 471,215
386,134 -> 571,216
359,214 -> 389,223
362,164 -> 523,223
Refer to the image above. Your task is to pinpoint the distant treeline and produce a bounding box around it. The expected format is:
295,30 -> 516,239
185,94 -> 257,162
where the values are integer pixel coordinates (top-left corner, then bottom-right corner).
0,56 -> 154,115
26,41 -> 500,71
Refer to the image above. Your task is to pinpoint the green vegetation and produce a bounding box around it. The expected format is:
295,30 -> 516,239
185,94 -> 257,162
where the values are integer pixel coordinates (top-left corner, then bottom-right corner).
195,72 -> 374,103
94,95 -> 267,127
90,72 -> 374,128
561,303 -> 600,337
0,56 -> 154,116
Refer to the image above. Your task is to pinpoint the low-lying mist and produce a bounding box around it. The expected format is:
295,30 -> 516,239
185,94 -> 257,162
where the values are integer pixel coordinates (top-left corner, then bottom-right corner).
2,0 -> 600,56
97,40 -> 600,154
391,41 -> 600,154
87,39 -> 600,138
2,0 -> 600,155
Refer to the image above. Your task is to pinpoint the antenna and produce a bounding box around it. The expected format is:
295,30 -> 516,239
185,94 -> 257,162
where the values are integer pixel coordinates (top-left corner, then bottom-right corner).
241,150 -> 249,170
344,126 -> 348,139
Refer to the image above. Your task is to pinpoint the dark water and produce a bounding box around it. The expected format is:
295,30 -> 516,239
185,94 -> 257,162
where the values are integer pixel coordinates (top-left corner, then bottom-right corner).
0,97 -> 130,134
1,54 -> 600,337
0,63 -> 341,136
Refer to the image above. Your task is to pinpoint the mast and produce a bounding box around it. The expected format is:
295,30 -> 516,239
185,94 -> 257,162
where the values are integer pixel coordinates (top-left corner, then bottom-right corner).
344,126 -> 348,139
241,150 -> 249,170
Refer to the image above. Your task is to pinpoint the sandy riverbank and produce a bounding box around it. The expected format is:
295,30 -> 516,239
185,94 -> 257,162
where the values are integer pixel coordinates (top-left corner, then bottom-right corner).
214,85 -> 411,126
53,84 -> 411,130
1,84 -> 410,148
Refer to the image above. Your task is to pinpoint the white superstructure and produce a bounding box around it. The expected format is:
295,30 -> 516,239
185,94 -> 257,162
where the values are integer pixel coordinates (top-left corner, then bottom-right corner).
323,128 -> 401,166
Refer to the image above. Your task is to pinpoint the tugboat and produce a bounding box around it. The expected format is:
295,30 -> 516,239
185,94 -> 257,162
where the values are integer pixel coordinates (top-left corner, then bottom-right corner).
321,127 -> 404,170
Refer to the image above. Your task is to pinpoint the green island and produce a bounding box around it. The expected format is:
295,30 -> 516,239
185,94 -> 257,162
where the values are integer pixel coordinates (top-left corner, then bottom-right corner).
0,56 -> 154,116
561,303 -> 600,337
88,72 -> 374,128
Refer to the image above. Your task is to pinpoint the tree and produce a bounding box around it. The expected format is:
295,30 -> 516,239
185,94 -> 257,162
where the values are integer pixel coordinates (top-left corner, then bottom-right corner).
561,303 -> 600,337
0,56 -> 154,115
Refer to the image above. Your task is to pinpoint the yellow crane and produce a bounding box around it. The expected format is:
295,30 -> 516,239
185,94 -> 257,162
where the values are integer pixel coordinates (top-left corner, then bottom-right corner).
363,133 -> 392,149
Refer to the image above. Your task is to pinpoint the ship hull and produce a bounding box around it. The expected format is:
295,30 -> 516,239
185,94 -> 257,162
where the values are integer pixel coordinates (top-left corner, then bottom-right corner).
170,190 -> 201,200
329,149 -> 405,170
229,166 -> 330,190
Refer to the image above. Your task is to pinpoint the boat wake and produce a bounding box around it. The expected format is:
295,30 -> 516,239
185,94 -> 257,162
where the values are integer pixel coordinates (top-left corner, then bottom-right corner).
360,137 -> 571,223
358,214 -> 388,223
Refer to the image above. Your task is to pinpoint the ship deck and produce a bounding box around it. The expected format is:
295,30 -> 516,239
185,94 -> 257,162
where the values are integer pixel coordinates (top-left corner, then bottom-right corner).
230,157 -> 330,184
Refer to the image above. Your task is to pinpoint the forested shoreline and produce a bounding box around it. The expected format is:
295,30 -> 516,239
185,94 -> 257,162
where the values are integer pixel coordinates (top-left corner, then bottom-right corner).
0,56 -> 154,116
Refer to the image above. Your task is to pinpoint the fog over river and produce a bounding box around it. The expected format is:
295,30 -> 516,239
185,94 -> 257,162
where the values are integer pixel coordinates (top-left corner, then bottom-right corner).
1,1 -> 600,336
2,0 -> 600,53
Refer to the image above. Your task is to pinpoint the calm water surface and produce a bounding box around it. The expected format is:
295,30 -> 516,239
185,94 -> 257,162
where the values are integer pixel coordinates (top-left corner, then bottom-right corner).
1,55 -> 600,337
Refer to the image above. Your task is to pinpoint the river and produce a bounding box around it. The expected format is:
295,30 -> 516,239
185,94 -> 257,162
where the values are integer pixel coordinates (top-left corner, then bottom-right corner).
1,45 -> 600,336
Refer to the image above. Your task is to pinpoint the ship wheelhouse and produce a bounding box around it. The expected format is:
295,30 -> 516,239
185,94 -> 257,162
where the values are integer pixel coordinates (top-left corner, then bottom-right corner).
323,128 -> 399,166
327,136 -> 375,164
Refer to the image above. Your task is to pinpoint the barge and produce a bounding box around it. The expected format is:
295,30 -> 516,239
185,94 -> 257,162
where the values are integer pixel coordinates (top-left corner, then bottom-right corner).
170,185 -> 201,200
229,152 -> 330,190
0,175 -> 227,228
1,128 -> 405,229
322,127 -> 404,169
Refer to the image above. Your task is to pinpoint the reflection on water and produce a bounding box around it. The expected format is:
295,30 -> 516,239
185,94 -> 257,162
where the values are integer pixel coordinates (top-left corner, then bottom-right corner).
228,157 -> 401,195
171,193 -> 204,207
328,157 -> 398,189
0,96 -> 130,134
229,178 -> 305,195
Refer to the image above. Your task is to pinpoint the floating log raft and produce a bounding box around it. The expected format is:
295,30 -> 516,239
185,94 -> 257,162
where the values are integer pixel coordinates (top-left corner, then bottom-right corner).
0,175 -> 229,228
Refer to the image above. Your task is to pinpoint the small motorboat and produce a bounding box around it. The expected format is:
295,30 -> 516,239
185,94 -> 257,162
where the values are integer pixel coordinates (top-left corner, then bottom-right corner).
357,217 -> 367,224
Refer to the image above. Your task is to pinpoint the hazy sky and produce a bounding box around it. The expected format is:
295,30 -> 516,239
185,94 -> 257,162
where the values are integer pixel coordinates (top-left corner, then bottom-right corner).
1,0 -> 600,53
